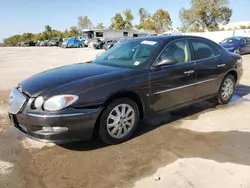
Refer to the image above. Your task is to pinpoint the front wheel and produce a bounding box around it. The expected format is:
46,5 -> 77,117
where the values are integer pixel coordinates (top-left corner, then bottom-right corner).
98,98 -> 139,144
216,74 -> 235,104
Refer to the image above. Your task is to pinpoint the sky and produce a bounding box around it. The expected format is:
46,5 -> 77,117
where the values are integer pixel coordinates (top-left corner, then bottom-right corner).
0,0 -> 250,42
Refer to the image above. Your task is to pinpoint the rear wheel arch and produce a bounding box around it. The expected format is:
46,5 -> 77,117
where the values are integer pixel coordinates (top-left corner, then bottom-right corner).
225,70 -> 238,83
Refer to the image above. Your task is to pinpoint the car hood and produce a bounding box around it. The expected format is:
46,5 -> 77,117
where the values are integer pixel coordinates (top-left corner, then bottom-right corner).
19,63 -> 128,97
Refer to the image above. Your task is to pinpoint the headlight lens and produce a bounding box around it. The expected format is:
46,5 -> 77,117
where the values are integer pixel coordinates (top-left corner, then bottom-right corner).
34,96 -> 44,108
43,95 -> 79,111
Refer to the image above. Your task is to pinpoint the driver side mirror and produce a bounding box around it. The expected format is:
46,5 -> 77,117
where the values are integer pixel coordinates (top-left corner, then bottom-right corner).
155,57 -> 178,67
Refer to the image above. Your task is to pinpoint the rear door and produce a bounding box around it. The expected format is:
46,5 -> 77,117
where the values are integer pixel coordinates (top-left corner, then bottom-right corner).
240,38 -> 248,54
189,38 -> 225,99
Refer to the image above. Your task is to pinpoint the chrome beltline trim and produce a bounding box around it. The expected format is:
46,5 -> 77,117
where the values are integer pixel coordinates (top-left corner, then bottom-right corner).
27,112 -> 85,118
154,78 -> 217,95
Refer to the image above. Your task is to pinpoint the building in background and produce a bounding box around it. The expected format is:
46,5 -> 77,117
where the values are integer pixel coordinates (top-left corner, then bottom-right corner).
82,29 -> 154,40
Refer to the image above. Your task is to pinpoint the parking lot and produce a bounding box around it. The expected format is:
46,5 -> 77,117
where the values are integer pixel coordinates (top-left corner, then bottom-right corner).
1,47 -> 250,188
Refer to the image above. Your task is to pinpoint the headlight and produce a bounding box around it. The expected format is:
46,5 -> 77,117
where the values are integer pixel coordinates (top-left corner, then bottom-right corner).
34,96 -> 44,108
43,95 -> 79,112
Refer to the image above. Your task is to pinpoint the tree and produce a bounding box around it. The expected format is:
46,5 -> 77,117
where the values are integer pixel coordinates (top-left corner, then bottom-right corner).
123,9 -> 134,29
110,13 -> 125,29
139,8 -> 151,24
152,9 -> 172,33
69,26 -> 80,36
77,16 -> 93,30
95,22 -> 105,29
179,0 -> 232,32
136,8 -> 155,31
239,25 -> 247,29
45,25 -> 52,32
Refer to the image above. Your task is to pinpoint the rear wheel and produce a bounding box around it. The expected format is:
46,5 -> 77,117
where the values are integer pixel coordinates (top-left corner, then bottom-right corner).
78,44 -> 83,48
98,98 -> 139,144
216,74 -> 235,104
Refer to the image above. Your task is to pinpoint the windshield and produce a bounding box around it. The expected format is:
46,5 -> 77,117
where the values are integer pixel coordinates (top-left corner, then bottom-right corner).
93,39 -> 161,69
221,37 -> 241,44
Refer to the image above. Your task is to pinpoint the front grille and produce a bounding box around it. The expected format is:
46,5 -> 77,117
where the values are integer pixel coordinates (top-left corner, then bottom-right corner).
8,89 -> 28,114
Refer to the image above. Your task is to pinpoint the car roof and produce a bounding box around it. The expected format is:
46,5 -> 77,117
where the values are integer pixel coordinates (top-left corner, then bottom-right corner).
227,36 -> 245,39
127,35 -> 213,42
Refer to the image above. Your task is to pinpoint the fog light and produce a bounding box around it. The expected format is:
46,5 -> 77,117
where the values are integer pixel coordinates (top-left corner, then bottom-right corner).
42,127 -> 68,133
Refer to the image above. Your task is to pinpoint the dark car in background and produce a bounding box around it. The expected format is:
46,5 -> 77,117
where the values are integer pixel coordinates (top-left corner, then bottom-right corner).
9,35 -> 243,145
40,40 -> 50,46
88,38 -> 105,49
103,39 -> 118,50
49,38 -> 63,46
220,36 -> 250,54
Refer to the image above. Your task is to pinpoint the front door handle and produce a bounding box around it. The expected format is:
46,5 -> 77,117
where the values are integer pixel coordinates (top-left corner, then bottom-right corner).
217,64 -> 226,68
184,70 -> 194,75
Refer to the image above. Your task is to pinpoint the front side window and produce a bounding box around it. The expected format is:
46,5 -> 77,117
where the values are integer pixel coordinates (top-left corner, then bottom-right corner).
160,39 -> 191,64
191,39 -> 219,60
93,39 -> 161,69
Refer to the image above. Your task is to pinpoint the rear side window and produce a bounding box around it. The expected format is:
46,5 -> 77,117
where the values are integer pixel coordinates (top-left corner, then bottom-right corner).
190,39 -> 222,60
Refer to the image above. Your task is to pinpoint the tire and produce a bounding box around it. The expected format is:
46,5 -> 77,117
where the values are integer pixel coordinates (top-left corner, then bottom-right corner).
78,44 -> 83,48
216,74 -> 235,105
98,98 -> 140,145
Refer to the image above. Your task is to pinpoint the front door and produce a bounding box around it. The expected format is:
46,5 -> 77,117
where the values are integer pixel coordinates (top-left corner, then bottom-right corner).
150,39 -> 195,112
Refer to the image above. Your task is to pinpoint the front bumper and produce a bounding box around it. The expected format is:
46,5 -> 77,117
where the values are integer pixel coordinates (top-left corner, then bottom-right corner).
10,107 -> 102,144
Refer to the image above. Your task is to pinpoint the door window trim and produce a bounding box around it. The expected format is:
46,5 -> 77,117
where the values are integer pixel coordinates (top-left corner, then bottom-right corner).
188,38 -> 223,62
150,38 -> 194,69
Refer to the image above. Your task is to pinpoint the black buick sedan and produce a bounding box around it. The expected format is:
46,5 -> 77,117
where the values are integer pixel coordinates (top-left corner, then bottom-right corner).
9,35 -> 243,144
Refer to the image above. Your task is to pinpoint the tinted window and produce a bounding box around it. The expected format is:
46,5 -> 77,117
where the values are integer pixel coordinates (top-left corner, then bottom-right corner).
123,32 -> 128,37
96,32 -> 103,37
191,39 -> 220,60
241,38 -> 247,44
221,37 -> 241,43
160,39 -> 191,64
247,38 -> 250,43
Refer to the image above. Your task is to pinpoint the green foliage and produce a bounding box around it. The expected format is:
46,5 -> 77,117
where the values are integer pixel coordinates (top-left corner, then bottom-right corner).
139,8 -> 151,24
123,9 -> 134,29
78,16 -> 93,30
3,25 -> 80,45
45,25 -> 52,32
95,22 -> 105,29
136,8 -> 155,31
110,13 -> 125,29
179,0 -> 232,32
239,25 -> 250,29
136,8 -> 172,33
152,9 -> 172,33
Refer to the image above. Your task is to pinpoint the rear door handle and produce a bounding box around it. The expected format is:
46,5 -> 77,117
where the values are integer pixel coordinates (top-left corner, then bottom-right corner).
217,64 -> 226,68
184,70 -> 194,75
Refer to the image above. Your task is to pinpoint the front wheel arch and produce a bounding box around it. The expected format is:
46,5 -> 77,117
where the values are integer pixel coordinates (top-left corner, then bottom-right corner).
93,91 -> 145,136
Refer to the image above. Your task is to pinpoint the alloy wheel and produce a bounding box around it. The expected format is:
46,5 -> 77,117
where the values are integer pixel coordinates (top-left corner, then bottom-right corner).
107,104 -> 135,139
221,77 -> 234,101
